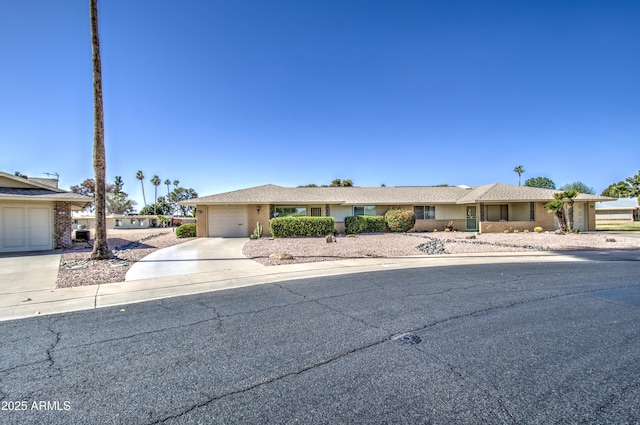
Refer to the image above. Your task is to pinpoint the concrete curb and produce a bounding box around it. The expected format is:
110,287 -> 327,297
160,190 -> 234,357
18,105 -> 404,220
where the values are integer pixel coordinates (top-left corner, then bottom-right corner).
0,251 -> 586,322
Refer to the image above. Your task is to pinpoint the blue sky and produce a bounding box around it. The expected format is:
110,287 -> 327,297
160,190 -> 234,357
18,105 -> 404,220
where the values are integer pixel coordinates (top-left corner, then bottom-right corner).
2,0 -> 639,208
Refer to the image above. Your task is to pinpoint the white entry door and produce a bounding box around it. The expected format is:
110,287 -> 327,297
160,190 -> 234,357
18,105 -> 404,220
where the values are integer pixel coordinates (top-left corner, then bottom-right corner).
573,202 -> 587,232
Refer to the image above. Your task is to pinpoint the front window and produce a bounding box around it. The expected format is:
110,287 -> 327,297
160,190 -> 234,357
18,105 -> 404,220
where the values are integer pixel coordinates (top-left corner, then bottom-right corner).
310,207 -> 322,217
486,204 -> 509,221
275,206 -> 307,217
115,219 -> 122,227
414,206 -> 436,220
353,206 -> 376,216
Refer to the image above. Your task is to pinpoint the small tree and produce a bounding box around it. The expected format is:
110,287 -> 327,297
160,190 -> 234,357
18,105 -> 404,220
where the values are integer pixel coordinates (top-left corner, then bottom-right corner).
625,170 -> 640,198
601,181 -> 633,198
106,192 -> 136,215
525,176 -> 556,189
560,181 -> 594,195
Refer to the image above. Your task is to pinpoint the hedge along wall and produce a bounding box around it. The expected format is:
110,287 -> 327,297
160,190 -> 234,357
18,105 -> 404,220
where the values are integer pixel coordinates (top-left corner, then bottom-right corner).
344,216 -> 386,234
269,216 -> 335,237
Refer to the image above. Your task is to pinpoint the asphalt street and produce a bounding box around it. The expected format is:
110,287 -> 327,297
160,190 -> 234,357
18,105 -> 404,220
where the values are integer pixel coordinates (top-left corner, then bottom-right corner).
1,260 -> 639,424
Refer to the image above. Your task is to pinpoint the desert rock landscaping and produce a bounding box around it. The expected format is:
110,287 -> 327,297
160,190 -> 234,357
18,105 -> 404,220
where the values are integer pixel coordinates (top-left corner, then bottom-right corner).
242,232 -> 640,266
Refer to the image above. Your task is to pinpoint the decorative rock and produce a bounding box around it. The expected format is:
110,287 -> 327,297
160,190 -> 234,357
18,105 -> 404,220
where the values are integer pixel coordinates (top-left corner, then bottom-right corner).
606,238 -> 616,242
269,252 -> 294,260
325,234 -> 336,243
465,235 -> 476,239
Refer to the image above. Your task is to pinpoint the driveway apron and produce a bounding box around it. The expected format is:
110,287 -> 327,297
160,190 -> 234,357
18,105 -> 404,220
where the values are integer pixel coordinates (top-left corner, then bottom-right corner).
0,250 -> 61,294
125,238 -> 260,281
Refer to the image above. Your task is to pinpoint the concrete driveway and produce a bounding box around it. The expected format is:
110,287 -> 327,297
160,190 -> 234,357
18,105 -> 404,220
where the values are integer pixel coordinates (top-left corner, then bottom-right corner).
125,238 -> 263,281
0,250 -> 61,295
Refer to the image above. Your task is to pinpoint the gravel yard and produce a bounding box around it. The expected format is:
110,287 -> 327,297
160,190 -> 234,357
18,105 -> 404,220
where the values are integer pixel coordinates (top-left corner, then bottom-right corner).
56,229 -> 195,288
243,231 -> 640,266
57,229 -> 640,286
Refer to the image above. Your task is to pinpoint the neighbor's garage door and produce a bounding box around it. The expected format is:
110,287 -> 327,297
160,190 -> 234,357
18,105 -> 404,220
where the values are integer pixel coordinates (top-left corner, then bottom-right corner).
0,204 -> 53,252
207,205 -> 248,237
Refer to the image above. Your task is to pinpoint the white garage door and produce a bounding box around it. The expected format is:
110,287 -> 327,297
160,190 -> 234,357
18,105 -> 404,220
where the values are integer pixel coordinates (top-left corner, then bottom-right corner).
207,206 -> 248,237
0,204 -> 53,252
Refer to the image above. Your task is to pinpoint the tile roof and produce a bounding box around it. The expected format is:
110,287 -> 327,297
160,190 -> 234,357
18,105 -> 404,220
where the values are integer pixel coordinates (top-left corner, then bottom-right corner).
0,188 -> 93,206
183,184 -> 474,205
184,183 -> 613,206
458,184 -> 612,203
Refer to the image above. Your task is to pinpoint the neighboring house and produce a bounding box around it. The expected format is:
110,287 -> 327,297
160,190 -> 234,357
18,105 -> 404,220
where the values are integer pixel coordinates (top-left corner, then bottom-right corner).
72,213 -> 159,230
595,198 -> 639,222
72,213 -> 197,230
0,172 -> 92,253
181,183 -> 611,238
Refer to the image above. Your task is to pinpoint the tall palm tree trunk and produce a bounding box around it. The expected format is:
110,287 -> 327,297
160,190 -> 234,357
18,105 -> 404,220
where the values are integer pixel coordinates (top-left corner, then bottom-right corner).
90,0 -> 110,259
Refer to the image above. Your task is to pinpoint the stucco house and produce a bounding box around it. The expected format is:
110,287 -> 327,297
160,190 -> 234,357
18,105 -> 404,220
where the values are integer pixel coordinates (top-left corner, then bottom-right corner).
181,183 -> 611,238
595,198 -> 639,222
0,172 -> 92,252
72,213 -> 196,230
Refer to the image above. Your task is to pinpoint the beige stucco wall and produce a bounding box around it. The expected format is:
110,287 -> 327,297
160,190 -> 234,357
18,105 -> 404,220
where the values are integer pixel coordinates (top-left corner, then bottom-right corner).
195,205 -> 207,237
248,204 -> 271,237
413,219 -> 466,232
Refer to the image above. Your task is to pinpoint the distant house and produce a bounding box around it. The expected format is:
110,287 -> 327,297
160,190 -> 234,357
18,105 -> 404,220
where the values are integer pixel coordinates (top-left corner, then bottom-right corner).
0,172 -> 92,253
72,213 -> 159,230
181,183 -> 612,238
72,213 -> 196,230
595,198 -> 639,222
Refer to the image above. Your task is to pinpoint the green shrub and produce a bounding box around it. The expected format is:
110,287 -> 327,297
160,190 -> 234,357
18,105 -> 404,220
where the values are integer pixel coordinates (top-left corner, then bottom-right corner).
176,223 -> 196,238
269,216 -> 335,237
345,216 -> 386,234
384,209 -> 416,233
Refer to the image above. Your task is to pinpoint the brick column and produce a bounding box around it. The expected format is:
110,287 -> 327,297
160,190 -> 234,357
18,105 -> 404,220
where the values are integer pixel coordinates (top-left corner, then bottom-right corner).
54,201 -> 73,248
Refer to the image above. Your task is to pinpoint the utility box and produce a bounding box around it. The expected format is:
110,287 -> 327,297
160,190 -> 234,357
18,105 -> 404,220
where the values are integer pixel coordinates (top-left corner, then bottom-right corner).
75,230 -> 90,241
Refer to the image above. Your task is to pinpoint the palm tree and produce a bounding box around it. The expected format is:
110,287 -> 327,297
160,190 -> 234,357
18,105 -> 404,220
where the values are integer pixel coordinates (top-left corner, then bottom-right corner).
545,199 -> 566,231
173,179 -> 180,189
164,179 -> 171,197
514,165 -> 525,186
90,0 -> 110,259
559,190 -> 579,231
136,170 -> 147,206
151,175 -> 161,215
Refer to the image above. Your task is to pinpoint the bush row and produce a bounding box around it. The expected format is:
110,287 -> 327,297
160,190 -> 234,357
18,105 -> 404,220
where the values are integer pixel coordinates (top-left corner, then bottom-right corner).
345,216 -> 386,234
269,216 -> 336,237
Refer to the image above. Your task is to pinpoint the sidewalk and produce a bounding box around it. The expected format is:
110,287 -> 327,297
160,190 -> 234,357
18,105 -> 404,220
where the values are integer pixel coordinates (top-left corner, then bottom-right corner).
0,251 -> 587,322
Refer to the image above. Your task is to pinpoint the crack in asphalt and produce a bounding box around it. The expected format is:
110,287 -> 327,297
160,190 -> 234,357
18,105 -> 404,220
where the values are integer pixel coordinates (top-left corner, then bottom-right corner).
589,377 -> 640,423
147,282 -> 639,424
149,336 -> 395,424
271,281 -> 387,330
45,321 -> 61,369
414,345 -> 517,423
